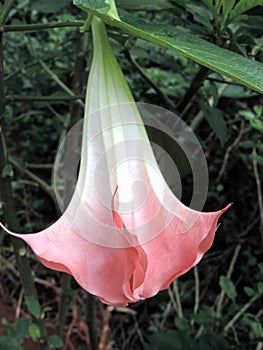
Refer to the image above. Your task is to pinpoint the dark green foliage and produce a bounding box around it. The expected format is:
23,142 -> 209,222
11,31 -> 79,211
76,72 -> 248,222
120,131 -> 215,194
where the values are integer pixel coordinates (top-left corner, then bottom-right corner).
0,0 -> 262,349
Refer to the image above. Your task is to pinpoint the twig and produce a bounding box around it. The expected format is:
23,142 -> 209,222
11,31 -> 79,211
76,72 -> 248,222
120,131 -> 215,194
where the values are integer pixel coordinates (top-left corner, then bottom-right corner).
160,300 -> 172,329
173,280 -> 183,318
16,193 -> 45,224
216,244 -> 241,317
193,266 -> 200,315
6,94 -> 84,102
124,48 -> 177,112
15,288 -> 24,319
9,156 -> 55,202
216,120 -> 244,183
99,306 -> 113,350
27,37 -> 84,107
4,55 -> 56,82
224,289 -> 263,333
26,163 -> 53,169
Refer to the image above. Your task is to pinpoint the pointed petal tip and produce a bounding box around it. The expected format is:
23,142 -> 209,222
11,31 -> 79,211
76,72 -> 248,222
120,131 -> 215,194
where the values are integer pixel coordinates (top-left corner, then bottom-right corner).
0,221 -> 16,236
221,202 -> 233,213
217,202 -> 232,217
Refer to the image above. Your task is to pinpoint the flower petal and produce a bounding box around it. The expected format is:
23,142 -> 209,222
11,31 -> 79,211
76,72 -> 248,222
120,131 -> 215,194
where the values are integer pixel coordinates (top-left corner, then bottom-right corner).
131,204 -> 231,299
1,219 -> 147,305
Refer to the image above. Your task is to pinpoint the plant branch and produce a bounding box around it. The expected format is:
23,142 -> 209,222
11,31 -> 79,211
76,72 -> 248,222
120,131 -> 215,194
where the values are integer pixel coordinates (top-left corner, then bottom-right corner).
216,120 -> 244,183
173,280 -> 183,318
224,289 -> 263,333
124,48 -> 177,112
0,21 -> 84,32
4,54 -> 56,82
177,65 -> 209,114
9,156 -> 55,202
193,266 -> 200,315
216,244 -> 241,317
6,94 -> 83,102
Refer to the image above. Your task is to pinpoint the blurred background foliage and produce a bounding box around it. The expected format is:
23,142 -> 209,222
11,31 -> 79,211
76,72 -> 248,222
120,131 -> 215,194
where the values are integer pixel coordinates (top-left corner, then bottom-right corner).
0,0 -> 263,349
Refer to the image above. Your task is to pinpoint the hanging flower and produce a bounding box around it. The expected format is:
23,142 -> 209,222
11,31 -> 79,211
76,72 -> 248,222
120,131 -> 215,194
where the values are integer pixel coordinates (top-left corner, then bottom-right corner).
1,15 -> 230,305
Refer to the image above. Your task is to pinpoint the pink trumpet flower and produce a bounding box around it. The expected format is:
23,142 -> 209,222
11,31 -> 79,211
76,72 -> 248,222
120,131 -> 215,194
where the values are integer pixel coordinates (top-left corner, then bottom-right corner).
1,15 -> 230,305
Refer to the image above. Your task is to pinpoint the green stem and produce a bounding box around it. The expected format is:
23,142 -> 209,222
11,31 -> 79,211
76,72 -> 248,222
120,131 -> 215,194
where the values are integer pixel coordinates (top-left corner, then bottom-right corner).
80,14 -> 93,33
38,60 -> 76,97
0,0 -> 16,25
0,21 -> 84,32
87,294 -> 98,350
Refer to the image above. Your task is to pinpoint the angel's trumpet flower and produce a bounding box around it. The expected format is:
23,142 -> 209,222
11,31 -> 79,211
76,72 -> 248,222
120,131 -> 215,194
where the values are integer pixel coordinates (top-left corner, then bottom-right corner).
1,15 -> 230,305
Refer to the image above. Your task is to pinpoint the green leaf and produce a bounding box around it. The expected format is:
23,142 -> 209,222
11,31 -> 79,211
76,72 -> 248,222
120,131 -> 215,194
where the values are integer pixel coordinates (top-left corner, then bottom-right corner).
219,275 -> 237,302
186,4 -> 213,31
47,335 -> 64,348
198,333 -> 230,350
5,319 -> 30,341
242,314 -> 263,340
250,119 -> 263,131
0,336 -> 22,350
240,110 -> 263,131
73,2 -> 263,93
144,330 -> 196,350
244,286 -> 256,297
74,0 -> 110,14
240,141 -> 263,150
222,0 -> 235,18
25,296 -> 41,318
257,282 -> 263,292
116,0 -> 173,11
2,164 -> 13,178
77,346 -> 89,350
229,0 -> 263,19
28,323 -> 41,341
31,0 -> 71,13
191,306 -> 216,326
201,104 -> 227,146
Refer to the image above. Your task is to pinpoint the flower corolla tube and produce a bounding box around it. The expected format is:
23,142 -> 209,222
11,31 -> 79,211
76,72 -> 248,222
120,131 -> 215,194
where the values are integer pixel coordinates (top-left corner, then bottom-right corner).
1,16 -> 230,305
